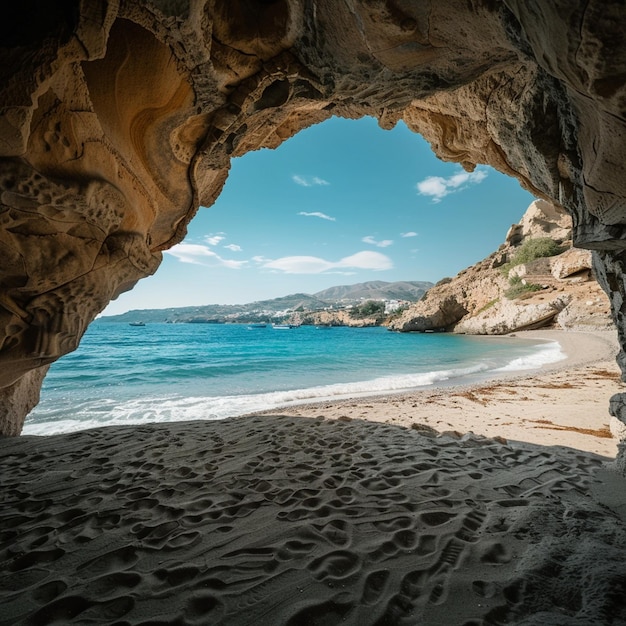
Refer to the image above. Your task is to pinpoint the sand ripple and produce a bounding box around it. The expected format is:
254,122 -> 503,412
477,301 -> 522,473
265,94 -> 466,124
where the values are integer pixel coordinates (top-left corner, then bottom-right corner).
1,416 -> 626,625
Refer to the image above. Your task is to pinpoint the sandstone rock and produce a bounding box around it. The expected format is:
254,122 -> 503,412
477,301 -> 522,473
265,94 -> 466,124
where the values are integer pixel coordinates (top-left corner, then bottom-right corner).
390,251 -> 509,332
287,310 -> 380,328
508,257 -> 551,279
518,199 -> 571,243
610,416 -> 626,441
505,224 -> 523,246
556,300 -> 614,331
0,366 -> 49,436
551,248 -> 593,279
0,1 -> 626,435
391,296 -> 468,332
390,198 -> 612,336
454,296 -> 571,335
391,193 -> 616,338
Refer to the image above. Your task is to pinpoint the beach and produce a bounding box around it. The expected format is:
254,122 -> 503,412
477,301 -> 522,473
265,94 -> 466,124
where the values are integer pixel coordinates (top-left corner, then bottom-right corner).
2,329 -> 626,624
248,329 -> 624,458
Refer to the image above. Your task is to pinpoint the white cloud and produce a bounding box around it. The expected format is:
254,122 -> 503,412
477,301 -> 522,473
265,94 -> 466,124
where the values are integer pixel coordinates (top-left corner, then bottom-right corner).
292,175 -> 330,187
165,243 -> 246,269
362,235 -> 393,248
401,231 -> 418,238
298,211 -> 336,221
338,251 -> 393,270
224,244 -> 242,252
205,234 -> 225,246
164,243 -> 216,265
264,256 -> 336,274
262,250 -> 392,274
416,167 -> 488,202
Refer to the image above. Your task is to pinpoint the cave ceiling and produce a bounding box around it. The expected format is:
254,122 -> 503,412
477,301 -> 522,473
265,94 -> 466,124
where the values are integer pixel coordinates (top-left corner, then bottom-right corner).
0,0 -> 625,436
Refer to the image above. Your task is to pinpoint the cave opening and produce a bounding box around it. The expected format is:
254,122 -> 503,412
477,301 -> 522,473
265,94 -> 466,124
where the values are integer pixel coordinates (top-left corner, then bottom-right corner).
2,4 -> 626,623
103,115 -> 536,316
25,114 -> 592,439
1,3 -> 623,447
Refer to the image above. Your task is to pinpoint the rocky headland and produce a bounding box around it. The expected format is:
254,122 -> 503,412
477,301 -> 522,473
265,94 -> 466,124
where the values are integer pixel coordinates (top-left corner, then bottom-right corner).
390,199 -> 614,335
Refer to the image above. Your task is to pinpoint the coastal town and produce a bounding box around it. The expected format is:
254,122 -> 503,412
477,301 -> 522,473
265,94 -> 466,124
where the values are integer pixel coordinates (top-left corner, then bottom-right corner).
100,280 -> 433,327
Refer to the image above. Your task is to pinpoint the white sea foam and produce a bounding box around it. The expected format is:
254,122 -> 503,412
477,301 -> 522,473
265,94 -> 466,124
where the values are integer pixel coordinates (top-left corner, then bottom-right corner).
22,363 -> 492,435
21,339 -> 567,436
494,340 -> 565,372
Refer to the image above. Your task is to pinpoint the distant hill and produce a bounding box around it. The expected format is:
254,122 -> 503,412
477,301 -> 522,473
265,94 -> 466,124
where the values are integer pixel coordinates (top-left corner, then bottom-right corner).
314,280 -> 432,302
247,293 -> 329,311
99,280 -> 433,324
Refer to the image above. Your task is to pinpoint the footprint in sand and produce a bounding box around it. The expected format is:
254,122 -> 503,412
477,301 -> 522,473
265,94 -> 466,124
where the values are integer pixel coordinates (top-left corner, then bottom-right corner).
29,595 -> 95,623
31,579 -> 68,604
480,540 -> 513,564
312,519 -> 352,547
361,569 -> 391,605
9,547 -> 65,572
82,570 -> 142,599
472,579 -> 499,599
373,516 -> 413,533
184,593 -> 225,623
420,510 -> 457,527
275,539 -> 317,562
76,545 -> 138,578
308,549 -> 361,581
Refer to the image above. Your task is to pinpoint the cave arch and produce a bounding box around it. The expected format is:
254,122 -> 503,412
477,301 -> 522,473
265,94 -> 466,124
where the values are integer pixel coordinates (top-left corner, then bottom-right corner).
0,1 -> 625,456
100,115 -> 535,317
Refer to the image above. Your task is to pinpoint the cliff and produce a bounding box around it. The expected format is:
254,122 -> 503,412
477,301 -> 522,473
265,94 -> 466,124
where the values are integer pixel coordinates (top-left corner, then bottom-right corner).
390,200 -> 613,334
287,309 -> 383,328
1,2 -> 626,438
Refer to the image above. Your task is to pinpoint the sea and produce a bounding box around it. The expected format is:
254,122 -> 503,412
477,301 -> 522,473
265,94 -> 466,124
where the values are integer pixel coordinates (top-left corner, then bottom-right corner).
23,322 -> 566,436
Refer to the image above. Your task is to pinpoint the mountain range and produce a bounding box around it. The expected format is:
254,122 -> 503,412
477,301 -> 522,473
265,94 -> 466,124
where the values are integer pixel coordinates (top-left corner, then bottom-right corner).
314,280 -> 432,301
100,280 -> 433,324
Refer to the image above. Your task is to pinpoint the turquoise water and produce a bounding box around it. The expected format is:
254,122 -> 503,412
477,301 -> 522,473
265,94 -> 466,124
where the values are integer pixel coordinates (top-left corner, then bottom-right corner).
23,322 -> 565,435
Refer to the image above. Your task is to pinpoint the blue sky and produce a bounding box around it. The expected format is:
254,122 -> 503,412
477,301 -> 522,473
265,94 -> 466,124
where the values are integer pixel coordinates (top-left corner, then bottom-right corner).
102,116 -> 535,315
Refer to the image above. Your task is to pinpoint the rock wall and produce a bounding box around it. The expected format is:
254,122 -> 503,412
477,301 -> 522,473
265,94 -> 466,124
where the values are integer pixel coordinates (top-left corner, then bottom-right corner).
389,199 -> 613,335
1,1 -> 626,441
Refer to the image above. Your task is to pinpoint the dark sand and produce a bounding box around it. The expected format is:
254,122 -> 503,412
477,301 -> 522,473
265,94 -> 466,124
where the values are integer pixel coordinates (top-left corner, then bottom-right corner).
2,415 -> 626,625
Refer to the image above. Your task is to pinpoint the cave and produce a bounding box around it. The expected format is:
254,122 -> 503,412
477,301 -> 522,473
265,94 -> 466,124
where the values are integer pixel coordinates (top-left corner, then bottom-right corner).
1,1 -> 625,441
1,2 -> 626,623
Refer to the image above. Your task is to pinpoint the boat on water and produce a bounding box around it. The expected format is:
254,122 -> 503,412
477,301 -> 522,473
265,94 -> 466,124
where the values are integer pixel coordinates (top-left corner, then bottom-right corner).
247,323 -> 267,329
128,321 -> 146,327
272,324 -> 298,329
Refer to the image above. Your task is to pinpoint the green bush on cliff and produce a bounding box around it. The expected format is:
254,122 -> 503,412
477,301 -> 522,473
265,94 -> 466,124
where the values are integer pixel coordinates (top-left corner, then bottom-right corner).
476,298 -> 499,314
501,237 -> 565,276
504,275 -> 543,299
511,237 -> 564,264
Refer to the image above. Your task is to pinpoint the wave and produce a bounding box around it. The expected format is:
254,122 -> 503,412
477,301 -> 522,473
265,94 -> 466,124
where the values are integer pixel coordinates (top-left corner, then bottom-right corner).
20,362 -> 491,436
493,340 -> 565,372
22,337 -> 567,436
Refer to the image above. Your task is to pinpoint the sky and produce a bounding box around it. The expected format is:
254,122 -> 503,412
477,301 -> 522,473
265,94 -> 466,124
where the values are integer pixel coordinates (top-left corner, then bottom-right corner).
102,116 -> 536,315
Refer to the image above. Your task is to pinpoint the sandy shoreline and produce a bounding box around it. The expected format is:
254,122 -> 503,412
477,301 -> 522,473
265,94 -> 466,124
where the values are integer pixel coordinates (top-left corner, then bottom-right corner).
2,329 -> 626,625
247,329 -> 624,457
2,415 -> 626,624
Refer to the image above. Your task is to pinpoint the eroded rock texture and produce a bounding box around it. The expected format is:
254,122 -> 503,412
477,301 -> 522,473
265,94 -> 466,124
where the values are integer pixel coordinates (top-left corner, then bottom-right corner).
388,199 -> 612,335
1,1 -> 625,439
